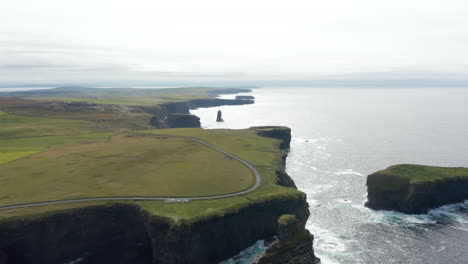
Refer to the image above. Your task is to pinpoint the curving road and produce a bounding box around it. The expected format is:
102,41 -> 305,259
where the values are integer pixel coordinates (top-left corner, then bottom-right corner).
0,134 -> 261,211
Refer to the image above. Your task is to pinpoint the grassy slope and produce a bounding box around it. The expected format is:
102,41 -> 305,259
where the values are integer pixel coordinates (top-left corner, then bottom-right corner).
0,151 -> 40,165
0,132 -> 114,167
33,95 -> 206,106
127,128 -> 301,222
0,128 -> 302,223
0,134 -> 254,207
0,114 -> 99,139
1,87 -> 245,105
377,164 -> 468,183
0,88 -> 301,223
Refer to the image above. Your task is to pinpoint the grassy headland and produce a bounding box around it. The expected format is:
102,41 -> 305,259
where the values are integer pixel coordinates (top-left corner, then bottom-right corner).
0,87 -> 303,224
366,164 -> 468,213
373,164 -> 468,183
0,133 -> 254,207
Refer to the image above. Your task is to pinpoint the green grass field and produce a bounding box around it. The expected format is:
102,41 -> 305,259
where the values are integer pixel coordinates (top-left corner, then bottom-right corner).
0,88 -> 302,223
0,151 -> 41,165
0,133 -> 114,165
33,94 -> 207,106
0,127 -> 301,222
377,164 -> 468,183
0,133 -> 254,207
0,114 -> 99,139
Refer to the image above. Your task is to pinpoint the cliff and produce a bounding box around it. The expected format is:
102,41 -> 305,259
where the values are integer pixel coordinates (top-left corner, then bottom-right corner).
165,114 -> 201,128
251,215 -> 319,264
0,127 -> 312,264
366,164 -> 468,214
252,126 -> 292,149
252,127 -> 295,188
146,99 -> 253,128
0,197 -> 308,264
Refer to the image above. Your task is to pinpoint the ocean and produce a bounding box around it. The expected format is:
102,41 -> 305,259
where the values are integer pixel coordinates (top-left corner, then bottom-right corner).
191,87 -> 468,264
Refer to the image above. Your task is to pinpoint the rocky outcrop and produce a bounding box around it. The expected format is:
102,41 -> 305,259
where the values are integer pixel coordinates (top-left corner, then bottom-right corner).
146,99 -> 252,128
235,95 -> 255,100
0,204 -> 152,264
276,169 -> 297,189
251,215 -> 319,264
366,165 -> 468,214
216,110 -> 224,122
252,126 -> 292,150
0,125 -> 310,264
251,127 -> 296,188
165,114 -> 201,128
0,195 -> 309,264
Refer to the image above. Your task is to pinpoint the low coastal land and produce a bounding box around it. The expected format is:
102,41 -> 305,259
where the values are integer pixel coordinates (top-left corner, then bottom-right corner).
0,87 -> 316,264
366,164 -> 468,214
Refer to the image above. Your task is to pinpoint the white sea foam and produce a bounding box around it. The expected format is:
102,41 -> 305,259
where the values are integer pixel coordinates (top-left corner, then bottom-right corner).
219,240 -> 267,264
372,210 -> 437,225
64,257 -> 85,264
333,170 -> 364,176
307,224 -> 350,264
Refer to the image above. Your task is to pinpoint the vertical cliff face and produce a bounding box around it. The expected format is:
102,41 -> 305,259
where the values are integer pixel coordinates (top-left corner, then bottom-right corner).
145,100 -> 252,128
0,126 -> 311,264
366,173 -> 468,214
148,196 -> 309,264
165,114 -> 201,128
0,204 -> 152,264
0,194 -> 309,264
251,215 -> 319,264
252,127 -> 296,188
252,127 -> 292,150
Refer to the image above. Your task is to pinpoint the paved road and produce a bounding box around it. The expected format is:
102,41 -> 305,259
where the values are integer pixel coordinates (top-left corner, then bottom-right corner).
0,134 -> 261,211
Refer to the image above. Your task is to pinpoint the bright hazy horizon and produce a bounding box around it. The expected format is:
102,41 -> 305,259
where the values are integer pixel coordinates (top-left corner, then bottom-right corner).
1,0 -> 468,86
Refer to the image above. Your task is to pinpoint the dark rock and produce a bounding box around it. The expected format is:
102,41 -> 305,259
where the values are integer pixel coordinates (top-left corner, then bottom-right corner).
251,126 -> 292,150
165,114 -> 201,128
235,95 -> 255,100
0,195 -> 309,264
149,116 -> 165,127
276,169 -> 297,189
366,167 -> 468,214
0,204 -> 152,264
251,215 -> 319,264
216,110 -> 224,122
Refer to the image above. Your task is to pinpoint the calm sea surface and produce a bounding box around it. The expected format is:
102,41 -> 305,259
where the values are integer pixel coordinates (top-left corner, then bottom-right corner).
191,87 -> 468,264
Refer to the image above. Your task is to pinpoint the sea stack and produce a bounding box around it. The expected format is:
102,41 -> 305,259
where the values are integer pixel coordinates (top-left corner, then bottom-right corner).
366,164 -> 468,214
216,110 -> 224,122
251,215 -> 320,264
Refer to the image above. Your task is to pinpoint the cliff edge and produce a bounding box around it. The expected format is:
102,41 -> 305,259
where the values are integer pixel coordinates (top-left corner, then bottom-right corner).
0,127 -> 310,264
251,214 -> 319,264
366,164 -> 468,214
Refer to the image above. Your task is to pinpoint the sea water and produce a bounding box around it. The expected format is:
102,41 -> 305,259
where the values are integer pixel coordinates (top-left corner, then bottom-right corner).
191,87 -> 468,264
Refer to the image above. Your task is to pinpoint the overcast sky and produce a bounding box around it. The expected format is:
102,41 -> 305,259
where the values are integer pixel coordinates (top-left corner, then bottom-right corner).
1,0 -> 468,86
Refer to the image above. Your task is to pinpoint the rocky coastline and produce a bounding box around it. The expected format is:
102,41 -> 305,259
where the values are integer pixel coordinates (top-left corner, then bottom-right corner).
146,98 -> 253,128
252,215 -> 319,264
0,196 -> 309,264
0,126 -> 318,264
366,165 -> 468,214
